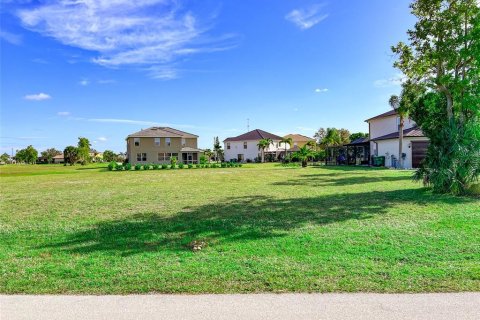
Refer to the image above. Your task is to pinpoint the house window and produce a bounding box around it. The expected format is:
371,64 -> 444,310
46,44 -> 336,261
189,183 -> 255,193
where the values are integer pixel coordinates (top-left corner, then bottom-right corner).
137,153 -> 147,161
154,138 -> 160,146
396,117 -> 400,127
158,153 -> 178,161
166,138 -> 171,146
182,138 -> 186,146
227,142 -> 230,150
243,142 -> 247,149
134,138 -> 140,146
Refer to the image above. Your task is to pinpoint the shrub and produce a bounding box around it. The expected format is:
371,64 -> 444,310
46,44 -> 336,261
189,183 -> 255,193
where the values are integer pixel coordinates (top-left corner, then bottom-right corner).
134,164 -> 142,170
199,155 -> 207,165
188,164 -> 193,169
170,156 -> 178,168
107,162 -> 116,171
238,163 -> 243,167
115,163 -> 124,171
124,163 -> 132,171
204,163 -> 210,168
246,159 -> 252,163
162,164 -> 168,170
196,164 -> 201,168
211,163 -> 217,168
221,162 -> 227,168
152,164 -> 160,170
178,163 -> 184,169
143,163 -> 151,170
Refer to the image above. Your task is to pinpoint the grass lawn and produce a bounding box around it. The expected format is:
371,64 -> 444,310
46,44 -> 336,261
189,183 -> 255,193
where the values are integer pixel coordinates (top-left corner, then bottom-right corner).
0,163 -> 479,294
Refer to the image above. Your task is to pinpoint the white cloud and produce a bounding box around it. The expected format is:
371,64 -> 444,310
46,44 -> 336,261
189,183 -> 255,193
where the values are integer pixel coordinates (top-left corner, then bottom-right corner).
315,88 -> 328,93
286,4 -> 328,30
373,73 -> 406,88
57,111 -> 70,116
97,136 -> 107,142
79,79 -> 89,86
24,93 -> 51,101
17,0 -> 238,78
0,30 -> 22,45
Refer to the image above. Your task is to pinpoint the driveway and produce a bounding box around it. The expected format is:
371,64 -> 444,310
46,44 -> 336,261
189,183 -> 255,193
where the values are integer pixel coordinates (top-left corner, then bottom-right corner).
2,293 -> 479,320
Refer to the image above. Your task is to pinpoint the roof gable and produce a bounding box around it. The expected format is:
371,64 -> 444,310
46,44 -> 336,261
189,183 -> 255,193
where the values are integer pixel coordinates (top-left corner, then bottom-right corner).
371,126 -> 426,141
283,134 -> 315,142
224,129 -> 284,142
365,110 -> 398,122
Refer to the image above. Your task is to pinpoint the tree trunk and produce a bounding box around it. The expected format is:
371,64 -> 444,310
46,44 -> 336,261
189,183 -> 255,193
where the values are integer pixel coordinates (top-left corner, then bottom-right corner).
261,149 -> 265,163
398,117 -> 404,169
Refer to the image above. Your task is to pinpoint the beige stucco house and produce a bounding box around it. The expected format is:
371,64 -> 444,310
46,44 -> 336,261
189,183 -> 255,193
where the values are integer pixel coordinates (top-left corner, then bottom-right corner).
126,127 -> 203,165
283,134 -> 316,152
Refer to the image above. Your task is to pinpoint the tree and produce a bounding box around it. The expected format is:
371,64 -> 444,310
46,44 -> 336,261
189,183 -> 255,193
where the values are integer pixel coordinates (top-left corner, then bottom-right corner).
77,137 -> 91,165
103,150 -> 117,162
203,149 -> 213,163
0,153 -> 9,163
293,145 -> 314,167
392,0 -> 480,194
349,132 -> 368,141
314,128 -> 327,144
63,146 -> 79,166
257,138 -> 273,163
338,128 -> 351,144
41,148 -> 62,164
15,145 -> 38,164
388,94 -> 408,169
321,128 -> 342,147
279,137 -> 293,160
213,137 -> 222,162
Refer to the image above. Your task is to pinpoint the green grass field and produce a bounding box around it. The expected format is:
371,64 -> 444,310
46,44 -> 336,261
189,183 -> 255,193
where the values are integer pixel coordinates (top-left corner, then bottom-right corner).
1,163 -> 479,294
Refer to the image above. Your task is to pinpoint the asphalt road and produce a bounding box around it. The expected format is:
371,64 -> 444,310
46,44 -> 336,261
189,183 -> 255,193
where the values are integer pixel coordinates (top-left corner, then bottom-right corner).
1,293 -> 479,320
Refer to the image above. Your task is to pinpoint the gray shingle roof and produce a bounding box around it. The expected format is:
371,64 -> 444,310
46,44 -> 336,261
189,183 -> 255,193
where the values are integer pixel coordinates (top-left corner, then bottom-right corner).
127,127 -> 198,138
371,126 -> 426,141
365,110 -> 398,122
224,129 -> 284,142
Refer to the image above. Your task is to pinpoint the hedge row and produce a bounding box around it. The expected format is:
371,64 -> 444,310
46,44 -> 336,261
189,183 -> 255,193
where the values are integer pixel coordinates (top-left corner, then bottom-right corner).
108,162 -> 243,171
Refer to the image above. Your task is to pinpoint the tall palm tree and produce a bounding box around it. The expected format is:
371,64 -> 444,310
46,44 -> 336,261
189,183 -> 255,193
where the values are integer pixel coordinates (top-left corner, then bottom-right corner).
279,137 -> 293,160
389,94 -> 408,169
293,145 -> 314,168
257,138 -> 273,163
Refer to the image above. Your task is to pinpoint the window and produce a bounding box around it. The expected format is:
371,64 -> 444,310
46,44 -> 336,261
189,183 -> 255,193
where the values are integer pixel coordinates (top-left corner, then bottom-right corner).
396,117 -> 400,127
154,138 -> 160,146
134,138 -> 140,146
227,142 -> 231,150
158,153 -> 178,161
243,142 -> 247,149
166,138 -> 171,146
181,138 -> 186,146
137,153 -> 147,161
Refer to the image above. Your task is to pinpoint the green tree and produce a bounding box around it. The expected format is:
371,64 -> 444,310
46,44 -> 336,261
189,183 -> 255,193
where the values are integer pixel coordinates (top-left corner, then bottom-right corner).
63,146 -> 79,166
293,145 -> 315,167
321,128 -> 341,148
257,138 -> 273,163
16,145 -> 38,164
213,137 -> 222,162
279,137 -> 293,160
392,0 -> 480,194
388,94 -> 409,169
41,148 -> 62,164
314,128 -> 327,145
0,152 -> 9,163
203,149 -> 213,163
338,128 -> 351,144
77,137 -> 91,165
349,132 -> 368,141
103,150 -> 117,162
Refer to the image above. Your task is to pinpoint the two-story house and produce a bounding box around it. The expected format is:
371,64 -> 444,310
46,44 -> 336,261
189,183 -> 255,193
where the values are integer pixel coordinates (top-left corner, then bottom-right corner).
283,134 -> 316,152
366,110 -> 429,168
223,129 -> 288,162
126,127 -> 203,165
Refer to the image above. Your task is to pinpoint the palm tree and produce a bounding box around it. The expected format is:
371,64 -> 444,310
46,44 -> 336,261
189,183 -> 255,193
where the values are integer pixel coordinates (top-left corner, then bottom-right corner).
279,137 -> 293,161
257,138 -> 273,163
203,149 -> 213,163
293,145 -> 314,167
389,94 -> 408,169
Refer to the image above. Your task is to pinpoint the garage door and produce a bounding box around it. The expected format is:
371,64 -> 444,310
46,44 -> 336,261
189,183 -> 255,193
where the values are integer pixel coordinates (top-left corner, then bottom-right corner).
411,141 -> 429,168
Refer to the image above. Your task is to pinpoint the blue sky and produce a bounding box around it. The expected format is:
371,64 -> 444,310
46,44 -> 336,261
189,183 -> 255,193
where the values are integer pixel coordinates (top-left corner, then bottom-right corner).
0,0 -> 414,153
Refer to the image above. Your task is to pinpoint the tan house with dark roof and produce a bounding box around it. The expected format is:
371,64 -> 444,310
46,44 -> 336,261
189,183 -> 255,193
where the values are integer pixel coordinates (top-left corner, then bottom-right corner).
126,127 -> 203,165
283,134 -> 315,152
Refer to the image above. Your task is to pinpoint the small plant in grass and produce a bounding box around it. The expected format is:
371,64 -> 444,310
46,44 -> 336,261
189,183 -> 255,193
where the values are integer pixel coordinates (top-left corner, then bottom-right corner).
188,164 -> 193,169
124,163 -> 132,171
108,162 -> 116,171
152,164 -> 159,170
178,163 -> 184,169
162,164 -> 168,170
134,164 -> 142,170
115,163 -> 124,171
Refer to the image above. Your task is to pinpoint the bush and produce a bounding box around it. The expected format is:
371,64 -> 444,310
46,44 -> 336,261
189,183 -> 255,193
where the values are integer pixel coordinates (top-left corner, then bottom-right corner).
124,163 -> 132,171
188,164 -> 193,169
143,164 -> 151,170
199,155 -> 207,165
107,162 -> 116,171
204,163 -> 210,168
221,162 -> 227,168
115,163 -> 124,171
178,163 -> 184,169
161,164 -> 168,169
152,164 -> 160,170
170,156 -> 177,168
246,159 -> 252,163
135,164 -> 142,170
196,164 -> 201,168
238,163 -> 243,167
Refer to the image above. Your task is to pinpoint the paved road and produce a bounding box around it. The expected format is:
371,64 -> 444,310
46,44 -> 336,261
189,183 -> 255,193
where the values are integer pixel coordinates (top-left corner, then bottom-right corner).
1,293 -> 479,320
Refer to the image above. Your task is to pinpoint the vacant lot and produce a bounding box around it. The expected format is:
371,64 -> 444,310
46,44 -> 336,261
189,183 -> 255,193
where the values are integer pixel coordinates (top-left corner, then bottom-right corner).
0,163 -> 479,294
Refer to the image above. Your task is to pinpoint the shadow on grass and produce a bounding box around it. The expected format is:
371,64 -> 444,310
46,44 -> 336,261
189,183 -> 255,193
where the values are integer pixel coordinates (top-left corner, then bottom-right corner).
272,174 -> 412,187
39,188 -> 473,256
